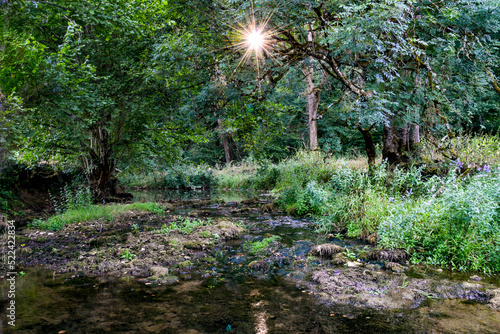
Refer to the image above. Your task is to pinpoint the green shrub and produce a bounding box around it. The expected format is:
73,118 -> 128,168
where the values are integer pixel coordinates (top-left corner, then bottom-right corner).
51,184 -> 93,213
378,168 -> 500,273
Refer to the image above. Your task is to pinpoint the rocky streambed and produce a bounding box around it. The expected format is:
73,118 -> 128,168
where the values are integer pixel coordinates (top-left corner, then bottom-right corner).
1,192 -> 500,333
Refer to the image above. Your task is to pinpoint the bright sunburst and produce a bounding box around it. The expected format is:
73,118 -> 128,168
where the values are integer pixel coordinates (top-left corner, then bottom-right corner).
246,30 -> 264,51
228,1 -> 283,87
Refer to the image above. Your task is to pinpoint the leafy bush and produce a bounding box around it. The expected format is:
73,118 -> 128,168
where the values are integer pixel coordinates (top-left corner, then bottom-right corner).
378,168 -> 500,273
422,135 -> 500,168
0,186 -> 13,213
51,184 -> 93,213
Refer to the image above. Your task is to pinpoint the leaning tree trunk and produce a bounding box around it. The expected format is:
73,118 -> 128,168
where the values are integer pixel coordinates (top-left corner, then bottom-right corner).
84,124 -> 115,201
357,125 -> 376,170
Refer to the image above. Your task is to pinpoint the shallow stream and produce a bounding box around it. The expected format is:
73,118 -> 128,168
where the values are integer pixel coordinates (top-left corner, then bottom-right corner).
1,190 -> 499,333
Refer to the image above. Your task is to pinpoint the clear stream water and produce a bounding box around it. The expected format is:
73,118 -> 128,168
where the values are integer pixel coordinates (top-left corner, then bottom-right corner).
1,190 -> 499,333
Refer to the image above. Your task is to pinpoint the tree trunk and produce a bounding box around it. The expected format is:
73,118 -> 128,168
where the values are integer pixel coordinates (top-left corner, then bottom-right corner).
358,125 -> 376,169
218,118 -> 231,164
410,123 -> 420,150
84,124 -> 115,201
397,124 -> 410,154
222,133 -> 231,164
305,66 -> 319,151
302,66 -> 326,151
382,114 -> 401,167
301,26 -> 327,151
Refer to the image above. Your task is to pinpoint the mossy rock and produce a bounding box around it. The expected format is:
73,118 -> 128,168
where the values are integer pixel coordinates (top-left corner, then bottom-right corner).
384,261 -> 407,273
215,221 -> 245,239
150,266 -> 170,277
178,260 -> 193,268
366,249 -> 409,263
184,241 -> 205,250
201,256 -> 216,263
20,247 -> 33,255
248,260 -> 269,272
332,253 -> 347,265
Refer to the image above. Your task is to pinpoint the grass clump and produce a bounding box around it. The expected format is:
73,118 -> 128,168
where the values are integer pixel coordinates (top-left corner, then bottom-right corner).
161,217 -> 213,235
29,202 -> 164,231
244,235 -> 281,255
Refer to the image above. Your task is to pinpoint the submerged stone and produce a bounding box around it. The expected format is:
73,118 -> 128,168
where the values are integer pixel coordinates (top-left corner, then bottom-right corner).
150,266 -> 169,277
488,289 -> 500,311
384,262 -> 407,273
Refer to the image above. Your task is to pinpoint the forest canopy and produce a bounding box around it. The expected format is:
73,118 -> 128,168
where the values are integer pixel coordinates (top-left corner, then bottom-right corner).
1,0 -> 499,196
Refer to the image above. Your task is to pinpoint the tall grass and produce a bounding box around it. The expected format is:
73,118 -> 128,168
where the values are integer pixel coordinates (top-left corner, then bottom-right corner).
212,162 -> 259,189
213,151 -> 371,191
29,202 -> 164,231
119,164 -> 214,190
422,135 -> 500,167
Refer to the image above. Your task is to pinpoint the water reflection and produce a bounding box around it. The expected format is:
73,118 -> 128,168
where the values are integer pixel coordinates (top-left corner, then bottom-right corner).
2,269 -> 500,333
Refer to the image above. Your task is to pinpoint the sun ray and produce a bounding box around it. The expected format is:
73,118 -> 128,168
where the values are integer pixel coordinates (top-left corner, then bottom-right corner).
198,0 -> 288,93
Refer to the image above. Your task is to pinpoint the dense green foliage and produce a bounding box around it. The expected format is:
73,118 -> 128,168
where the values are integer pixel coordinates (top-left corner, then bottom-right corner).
379,169 -> 500,273
120,164 -> 214,190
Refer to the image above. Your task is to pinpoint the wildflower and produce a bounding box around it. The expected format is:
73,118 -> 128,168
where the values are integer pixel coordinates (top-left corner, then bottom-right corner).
407,188 -> 413,195
483,165 -> 490,173
389,197 -> 394,202
450,158 -> 463,168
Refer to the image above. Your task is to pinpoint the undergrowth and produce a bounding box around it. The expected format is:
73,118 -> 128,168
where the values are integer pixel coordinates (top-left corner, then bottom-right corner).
210,145 -> 500,273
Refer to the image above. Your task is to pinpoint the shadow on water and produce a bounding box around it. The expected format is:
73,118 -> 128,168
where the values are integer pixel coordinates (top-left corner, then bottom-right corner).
1,190 -> 500,333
